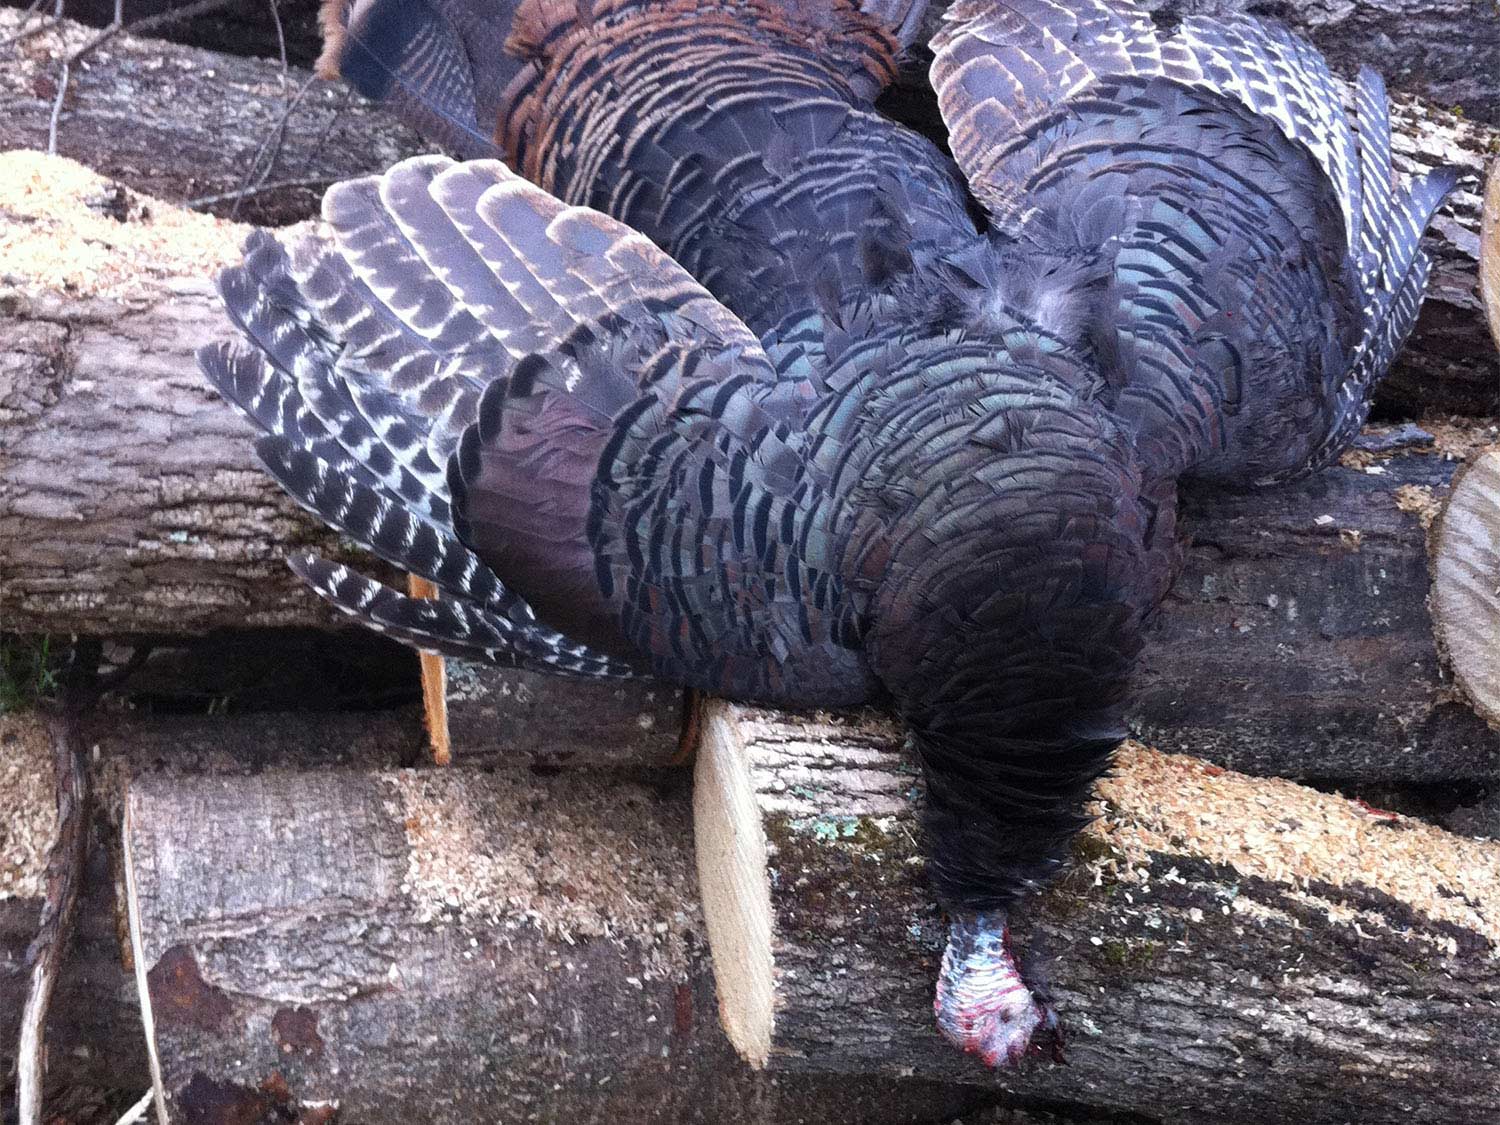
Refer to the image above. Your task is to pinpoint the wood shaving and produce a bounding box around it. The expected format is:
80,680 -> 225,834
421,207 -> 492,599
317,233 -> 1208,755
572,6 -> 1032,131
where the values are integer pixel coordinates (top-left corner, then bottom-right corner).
0,712 -> 58,900
384,768 -> 703,979
0,149 -> 249,300
1091,742 -> 1500,952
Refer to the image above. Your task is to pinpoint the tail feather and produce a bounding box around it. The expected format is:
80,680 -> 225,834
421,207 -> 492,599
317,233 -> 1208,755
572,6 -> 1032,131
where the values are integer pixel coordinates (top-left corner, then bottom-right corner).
930,0 -> 1456,484
1172,16 -> 1360,242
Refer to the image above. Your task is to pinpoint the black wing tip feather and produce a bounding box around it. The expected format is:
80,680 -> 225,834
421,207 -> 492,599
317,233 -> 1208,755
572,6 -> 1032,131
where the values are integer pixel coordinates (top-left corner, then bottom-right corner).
287,553 -> 637,678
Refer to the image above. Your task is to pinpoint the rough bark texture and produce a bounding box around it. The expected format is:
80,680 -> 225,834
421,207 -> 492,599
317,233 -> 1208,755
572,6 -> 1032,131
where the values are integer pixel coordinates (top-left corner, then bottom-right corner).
0,9 -> 427,227
122,768 -> 709,1124
0,149 -> 392,636
694,702 -> 1500,1125
435,660 -> 691,770
1132,440 -> 1500,781
124,766 -> 990,1125
0,272 -> 386,635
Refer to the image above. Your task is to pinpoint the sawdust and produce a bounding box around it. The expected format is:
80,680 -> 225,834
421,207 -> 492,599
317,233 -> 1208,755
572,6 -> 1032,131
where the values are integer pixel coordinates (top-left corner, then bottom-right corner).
1423,417 -> 1500,462
1090,743 -> 1500,954
383,768 -> 702,979
0,712 -> 58,900
0,149 -> 249,300
1394,483 -> 1443,530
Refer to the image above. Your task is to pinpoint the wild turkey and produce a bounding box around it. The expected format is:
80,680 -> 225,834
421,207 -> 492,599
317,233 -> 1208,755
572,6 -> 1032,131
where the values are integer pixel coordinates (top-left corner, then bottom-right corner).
202,0 -> 1454,1067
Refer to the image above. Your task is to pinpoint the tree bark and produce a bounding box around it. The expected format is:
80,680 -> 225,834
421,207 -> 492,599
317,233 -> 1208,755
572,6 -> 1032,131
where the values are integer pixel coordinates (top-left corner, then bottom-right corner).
420,658 -> 693,770
120,765 -> 739,1125
1133,439 -> 1500,782
0,148 -> 388,636
692,701 -> 1500,1125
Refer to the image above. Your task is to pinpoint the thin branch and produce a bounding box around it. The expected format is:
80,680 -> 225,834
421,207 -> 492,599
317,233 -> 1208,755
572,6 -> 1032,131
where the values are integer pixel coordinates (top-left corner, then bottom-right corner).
111,1089 -> 156,1125
185,174 -> 338,210
15,640 -> 100,1125
231,71 -> 318,219
46,0 -> 123,156
268,0 -> 289,93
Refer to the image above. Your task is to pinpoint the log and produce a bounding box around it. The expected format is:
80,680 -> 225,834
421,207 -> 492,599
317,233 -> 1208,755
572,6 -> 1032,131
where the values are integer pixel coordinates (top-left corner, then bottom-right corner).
8,707 -> 1009,1125
692,701 -> 1500,1124
119,710 -> 1500,1123
405,575 -> 695,771
424,658 -> 693,770
1131,439 -> 1500,781
0,150 -> 379,636
0,8 -> 426,226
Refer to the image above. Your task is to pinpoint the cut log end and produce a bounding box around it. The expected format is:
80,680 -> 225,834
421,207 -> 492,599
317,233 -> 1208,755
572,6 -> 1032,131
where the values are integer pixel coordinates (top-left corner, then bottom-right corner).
1433,448 -> 1500,728
692,701 -> 775,1067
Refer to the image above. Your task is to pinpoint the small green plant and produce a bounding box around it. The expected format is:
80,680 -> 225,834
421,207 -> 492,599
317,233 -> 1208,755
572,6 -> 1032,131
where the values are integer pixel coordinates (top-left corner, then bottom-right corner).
0,634 -> 61,713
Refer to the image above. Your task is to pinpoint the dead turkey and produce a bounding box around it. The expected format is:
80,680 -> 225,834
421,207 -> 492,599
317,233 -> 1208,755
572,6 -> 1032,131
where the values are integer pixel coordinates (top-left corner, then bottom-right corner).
200,0 -> 1453,1066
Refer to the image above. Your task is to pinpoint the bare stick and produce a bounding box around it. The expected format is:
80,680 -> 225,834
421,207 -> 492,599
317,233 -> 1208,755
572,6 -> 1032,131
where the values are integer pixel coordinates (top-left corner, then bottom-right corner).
230,72 -> 318,220
408,575 -> 453,766
1483,158 -> 1500,354
183,174 -> 338,209
267,0 -> 289,92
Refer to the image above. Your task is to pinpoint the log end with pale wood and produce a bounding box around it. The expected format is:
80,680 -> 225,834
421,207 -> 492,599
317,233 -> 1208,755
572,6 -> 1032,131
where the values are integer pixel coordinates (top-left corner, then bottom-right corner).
1432,449 -> 1500,729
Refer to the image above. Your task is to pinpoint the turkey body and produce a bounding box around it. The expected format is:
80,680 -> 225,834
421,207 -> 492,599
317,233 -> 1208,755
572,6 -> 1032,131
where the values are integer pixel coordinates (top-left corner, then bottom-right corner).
204,0 -> 1454,1067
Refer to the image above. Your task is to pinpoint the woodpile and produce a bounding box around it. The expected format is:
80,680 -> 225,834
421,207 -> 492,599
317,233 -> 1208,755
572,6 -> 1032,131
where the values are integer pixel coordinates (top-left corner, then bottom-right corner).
2,6 -> 1499,1125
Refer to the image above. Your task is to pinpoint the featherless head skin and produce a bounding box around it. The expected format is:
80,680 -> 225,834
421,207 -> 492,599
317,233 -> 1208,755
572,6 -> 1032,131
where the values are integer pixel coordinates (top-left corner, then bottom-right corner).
209,0 -> 1455,1070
